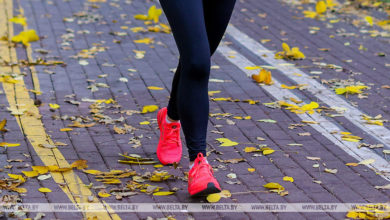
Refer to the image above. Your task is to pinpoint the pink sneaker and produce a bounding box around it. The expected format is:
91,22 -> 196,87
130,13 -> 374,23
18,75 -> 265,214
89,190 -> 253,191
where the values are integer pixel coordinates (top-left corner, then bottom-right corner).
157,107 -> 182,165
188,153 -> 221,196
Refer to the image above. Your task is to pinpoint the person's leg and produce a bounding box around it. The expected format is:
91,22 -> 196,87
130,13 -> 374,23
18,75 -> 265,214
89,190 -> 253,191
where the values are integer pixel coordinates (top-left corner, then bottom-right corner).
159,0 -> 211,162
167,0 -> 236,123
166,59 -> 181,121
203,0 -> 237,56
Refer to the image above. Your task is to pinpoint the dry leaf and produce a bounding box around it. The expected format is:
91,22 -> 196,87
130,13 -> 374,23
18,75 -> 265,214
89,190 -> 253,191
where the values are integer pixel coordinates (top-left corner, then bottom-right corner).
206,193 -> 221,203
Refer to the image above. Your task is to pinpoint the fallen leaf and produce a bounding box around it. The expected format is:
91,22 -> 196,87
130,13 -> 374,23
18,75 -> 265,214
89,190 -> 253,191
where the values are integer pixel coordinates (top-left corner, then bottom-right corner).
257,119 -> 277,123
38,187 -> 52,193
9,16 -> 27,26
22,170 -> 39,178
147,86 -> 164,90
275,42 -> 305,60
0,119 -> 7,132
153,191 -> 175,196
0,142 -> 20,147
8,173 -> 26,182
98,191 -> 111,198
11,29 -> 39,46
141,105 -> 158,114
306,156 -> 321,161
71,160 -> 88,169
216,138 -> 238,147
206,193 -> 221,203
49,103 -> 60,109
283,176 -> 294,182
346,163 -> 359,167
220,190 -> 231,198
251,68 -> 273,85
324,168 -> 338,174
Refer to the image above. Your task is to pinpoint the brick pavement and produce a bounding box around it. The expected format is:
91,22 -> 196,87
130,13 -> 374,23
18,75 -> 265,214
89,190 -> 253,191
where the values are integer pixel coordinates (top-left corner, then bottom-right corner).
1,0 -> 390,219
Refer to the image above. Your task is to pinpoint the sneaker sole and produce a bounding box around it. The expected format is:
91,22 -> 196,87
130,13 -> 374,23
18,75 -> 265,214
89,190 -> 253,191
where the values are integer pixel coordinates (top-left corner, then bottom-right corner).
190,182 -> 221,197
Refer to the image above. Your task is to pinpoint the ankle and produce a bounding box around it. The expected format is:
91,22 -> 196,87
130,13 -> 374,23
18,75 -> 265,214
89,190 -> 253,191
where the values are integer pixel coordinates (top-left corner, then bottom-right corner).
166,115 -> 179,123
189,158 -> 208,170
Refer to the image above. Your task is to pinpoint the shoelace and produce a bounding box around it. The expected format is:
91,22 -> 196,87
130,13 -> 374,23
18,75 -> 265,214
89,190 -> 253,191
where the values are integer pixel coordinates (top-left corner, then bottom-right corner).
164,125 -> 180,145
190,154 -> 213,181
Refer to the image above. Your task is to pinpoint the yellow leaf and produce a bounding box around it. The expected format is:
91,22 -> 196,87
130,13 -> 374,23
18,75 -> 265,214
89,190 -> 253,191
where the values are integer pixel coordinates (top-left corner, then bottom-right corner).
154,164 -> 164,168
244,147 -> 259,153
1,76 -> 20,84
11,29 -> 39,46
316,1 -> 327,14
32,166 -> 49,174
0,119 -> 6,131
335,85 -> 368,95
8,173 -> 26,182
13,187 -> 27,193
139,121 -> 150,125
208,90 -> 221,96
326,0 -> 337,8
303,10 -> 317,18
216,138 -> 239,147
263,182 -> 285,191
22,170 -> 39,178
49,103 -> 60,109
147,86 -> 164,90
134,14 -> 148,20
206,193 -> 221,203
365,16 -> 373,26
71,160 -> 88,169
153,191 -> 175,196
346,211 -> 359,219
131,27 -> 147,33
211,97 -> 233,101
47,165 -> 72,172
134,37 -> 154,44
9,17 -> 27,26
346,163 -> 359,167
29,89 -> 42,95
141,105 -> 159,114
263,149 -> 275,155
342,137 -> 360,142
98,191 -> 111,198
358,159 -> 375,165
101,179 -> 121,184
83,169 -> 102,175
95,98 -> 115,104
282,42 -> 290,52
290,97 -> 303,104
302,120 -> 318,124
281,84 -> 297,90
275,43 -> 305,60
248,168 -> 256,172
60,128 -> 73,132
245,66 -> 261,70
251,68 -> 273,85
147,5 -> 162,23
38,187 -> 52,193
283,176 -> 294,182
0,142 -> 20,147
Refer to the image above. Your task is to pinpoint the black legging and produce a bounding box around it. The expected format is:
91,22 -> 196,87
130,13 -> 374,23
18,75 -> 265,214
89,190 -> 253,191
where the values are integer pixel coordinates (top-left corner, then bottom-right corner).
159,0 -> 236,161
